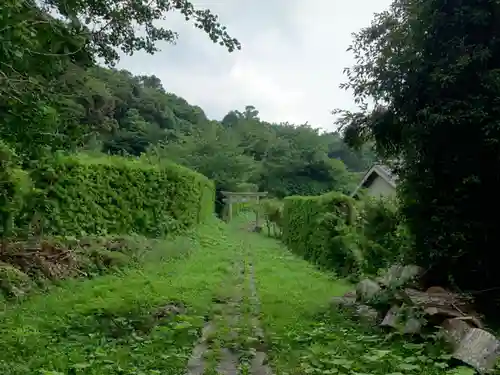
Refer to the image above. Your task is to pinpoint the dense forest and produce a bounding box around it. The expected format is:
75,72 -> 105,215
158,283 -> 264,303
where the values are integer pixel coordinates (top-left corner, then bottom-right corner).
82,67 -> 375,196
1,0 -> 377,238
2,61 -> 376,198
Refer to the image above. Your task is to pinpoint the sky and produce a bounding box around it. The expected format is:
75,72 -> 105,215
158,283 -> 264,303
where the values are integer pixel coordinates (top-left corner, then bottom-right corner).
117,0 -> 392,131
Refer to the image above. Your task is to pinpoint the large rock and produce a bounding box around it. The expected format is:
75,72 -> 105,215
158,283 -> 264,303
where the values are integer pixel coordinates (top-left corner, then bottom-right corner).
356,279 -> 381,303
441,318 -> 473,349
330,291 -> 357,310
331,291 -> 380,324
355,304 -> 380,324
380,305 -> 422,334
452,328 -> 500,374
377,264 -> 423,288
398,287 -> 482,327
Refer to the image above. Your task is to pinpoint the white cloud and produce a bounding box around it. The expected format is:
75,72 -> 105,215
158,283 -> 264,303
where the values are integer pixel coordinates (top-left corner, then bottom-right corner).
117,0 -> 392,130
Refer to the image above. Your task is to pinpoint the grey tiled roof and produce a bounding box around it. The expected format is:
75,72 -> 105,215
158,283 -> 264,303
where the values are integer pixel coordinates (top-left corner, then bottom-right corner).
350,163 -> 398,197
376,164 -> 398,183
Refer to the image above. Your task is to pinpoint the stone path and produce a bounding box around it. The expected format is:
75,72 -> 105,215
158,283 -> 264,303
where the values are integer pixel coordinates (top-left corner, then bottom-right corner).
185,322 -> 215,375
247,259 -> 273,375
185,245 -> 273,375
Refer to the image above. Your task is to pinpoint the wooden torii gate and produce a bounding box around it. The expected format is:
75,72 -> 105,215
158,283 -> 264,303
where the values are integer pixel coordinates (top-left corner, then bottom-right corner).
221,191 -> 268,226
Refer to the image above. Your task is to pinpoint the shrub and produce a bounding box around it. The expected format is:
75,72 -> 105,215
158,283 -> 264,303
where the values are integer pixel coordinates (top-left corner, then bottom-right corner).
282,192 -> 360,276
22,153 -> 214,237
198,183 -> 216,223
0,262 -> 33,297
282,191 -> 412,279
234,182 -> 258,192
0,142 -> 31,238
357,197 -> 413,274
88,248 -> 131,273
260,199 -> 284,237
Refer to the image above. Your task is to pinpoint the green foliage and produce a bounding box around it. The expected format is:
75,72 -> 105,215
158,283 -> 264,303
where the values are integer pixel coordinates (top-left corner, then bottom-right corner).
4,50 -> 372,201
147,105 -> 368,198
335,0 -> 500,311
285,317 -> 451,375
0,0 -> 239,161
0,142 -> 31,237
282,192 -> 359,277
358,197 -> 413,275
0,262 -> 33,297
0,221 -> 225,374
0,202 -> 452,375
151,121 -> 259,191
23,153 -> 214,236
49,0 -> 241,64
259,199 -> 284,238
233,218 -> 449,375
282,192 -> 411,279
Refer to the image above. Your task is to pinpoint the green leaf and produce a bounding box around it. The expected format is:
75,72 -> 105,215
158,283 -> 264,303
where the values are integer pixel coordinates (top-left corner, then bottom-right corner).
446,367 -> 476,375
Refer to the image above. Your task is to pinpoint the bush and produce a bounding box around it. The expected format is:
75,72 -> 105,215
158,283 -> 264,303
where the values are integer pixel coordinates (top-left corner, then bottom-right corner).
0,142 -> 31,238
88,249 -> 131,273
22,153 -> 214,237
282,192 -> 359,276
282,192 -> 411,279
259,199 -> 284,237
357,197 -> 412,274
0,262 -> 33,297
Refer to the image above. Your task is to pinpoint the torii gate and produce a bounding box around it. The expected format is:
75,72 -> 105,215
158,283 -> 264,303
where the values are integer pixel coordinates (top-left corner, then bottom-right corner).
221,191 -> 268,227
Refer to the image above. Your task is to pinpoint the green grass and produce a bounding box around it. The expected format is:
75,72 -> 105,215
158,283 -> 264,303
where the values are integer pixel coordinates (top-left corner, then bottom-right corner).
0,217 -> 458,375
0,220 -> 236,375
231,218 -> 453,375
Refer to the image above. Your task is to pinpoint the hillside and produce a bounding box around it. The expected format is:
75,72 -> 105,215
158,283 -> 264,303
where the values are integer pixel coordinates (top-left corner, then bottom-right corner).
4,64 -> 375,198
0,0 -> 375,199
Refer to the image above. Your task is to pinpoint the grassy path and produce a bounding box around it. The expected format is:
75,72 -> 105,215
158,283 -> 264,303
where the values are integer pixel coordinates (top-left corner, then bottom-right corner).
0,219 -> 449,375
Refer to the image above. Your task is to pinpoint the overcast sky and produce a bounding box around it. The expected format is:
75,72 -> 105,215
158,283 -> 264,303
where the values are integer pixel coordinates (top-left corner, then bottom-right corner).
117,0 -> 392,131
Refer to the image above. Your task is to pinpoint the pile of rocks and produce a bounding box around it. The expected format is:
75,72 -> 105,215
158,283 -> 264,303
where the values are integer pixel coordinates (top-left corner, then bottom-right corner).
331,264 -> 500,374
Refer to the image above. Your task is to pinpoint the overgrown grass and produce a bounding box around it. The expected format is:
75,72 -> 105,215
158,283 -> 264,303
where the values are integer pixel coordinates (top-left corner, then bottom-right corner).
0,219 -> 236,375
0,215 -> 464,375
232,218 -> 452,375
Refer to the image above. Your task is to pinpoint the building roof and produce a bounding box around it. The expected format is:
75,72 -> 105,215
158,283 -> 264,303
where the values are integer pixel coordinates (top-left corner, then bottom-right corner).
351,164 -> 398,197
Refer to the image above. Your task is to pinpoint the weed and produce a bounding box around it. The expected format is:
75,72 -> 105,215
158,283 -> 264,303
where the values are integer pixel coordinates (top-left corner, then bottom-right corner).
0,220 -> 232,374
0,217 -> 473,375
232,216 -> 453,375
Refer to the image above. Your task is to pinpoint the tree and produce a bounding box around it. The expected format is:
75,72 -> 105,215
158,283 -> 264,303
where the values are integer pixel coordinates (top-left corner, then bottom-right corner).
336,0 -> 500,311
40,0 -> 241,65
149,121 -> 259,190
0,0 -> 239,161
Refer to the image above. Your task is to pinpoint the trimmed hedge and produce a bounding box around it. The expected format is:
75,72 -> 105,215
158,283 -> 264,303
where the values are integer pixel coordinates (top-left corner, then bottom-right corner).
23,153 -> 214,236
282,192 -> 410,279
282,192 -> 360,276
357,197 -> 412,275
